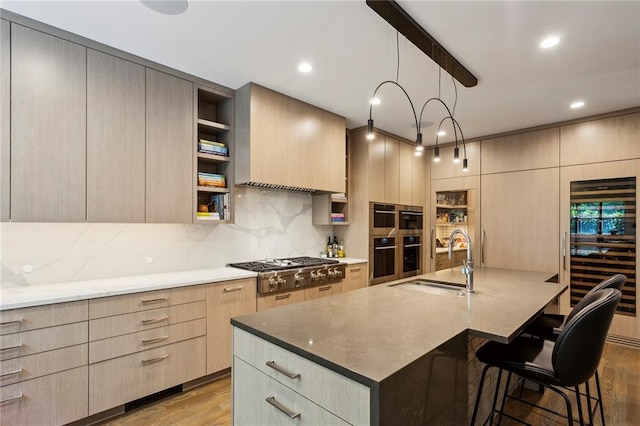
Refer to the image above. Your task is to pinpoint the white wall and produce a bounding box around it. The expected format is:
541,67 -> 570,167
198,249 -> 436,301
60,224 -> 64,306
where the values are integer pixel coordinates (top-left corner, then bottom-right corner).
0,187 -> 332,287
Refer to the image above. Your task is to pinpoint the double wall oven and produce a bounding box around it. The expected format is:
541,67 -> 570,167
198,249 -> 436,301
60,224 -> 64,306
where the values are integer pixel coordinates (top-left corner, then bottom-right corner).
369,203 -> 423,285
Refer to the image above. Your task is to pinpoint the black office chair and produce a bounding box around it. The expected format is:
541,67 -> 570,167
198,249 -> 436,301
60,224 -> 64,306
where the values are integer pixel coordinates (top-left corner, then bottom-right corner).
523,274 -> 625,425
471,288 -> 621,426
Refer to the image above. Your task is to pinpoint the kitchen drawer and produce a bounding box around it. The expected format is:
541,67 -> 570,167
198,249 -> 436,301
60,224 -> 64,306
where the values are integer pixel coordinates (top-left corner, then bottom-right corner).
233,357 -> 349,426
0,366 -> 88,426
304,282 -> 343,301
0,344 -> 87,386
0,300 -> 88,335
89,336 -> 206,415
89,300 -> 205,341
1,322 -> 88,361
257,290 -> 305,312
233,327 -> 370,425
89,285 -> 205,319
89,318 -> 206,363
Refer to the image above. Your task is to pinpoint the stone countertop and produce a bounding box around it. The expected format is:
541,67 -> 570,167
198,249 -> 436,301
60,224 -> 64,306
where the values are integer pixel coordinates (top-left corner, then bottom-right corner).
231,267 -> 566,386
0,258 -> 366,311
0,267 -> 257,310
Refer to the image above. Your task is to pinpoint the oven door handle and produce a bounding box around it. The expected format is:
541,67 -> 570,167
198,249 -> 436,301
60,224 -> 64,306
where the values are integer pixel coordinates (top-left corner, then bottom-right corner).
374,245 -> 397,250
374,210 -> 396,215
403,244 -> 422,248
400,211 -> 423,216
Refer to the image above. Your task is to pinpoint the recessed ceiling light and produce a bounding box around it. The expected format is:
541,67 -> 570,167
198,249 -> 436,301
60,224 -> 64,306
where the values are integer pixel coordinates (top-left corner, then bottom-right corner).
437,130 -> 446,137
540,36 -> 560,49
298,62 -> 313,73
141,0 -> 188,15
570,101 -> 585,109
370,97 -> 381,105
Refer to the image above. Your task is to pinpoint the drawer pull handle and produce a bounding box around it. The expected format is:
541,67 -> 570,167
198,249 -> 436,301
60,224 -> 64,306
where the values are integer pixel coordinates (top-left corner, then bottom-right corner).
141,297 -> 168,305
0,393 -> 22,404
350,267 -> 361,272
0,368 -> 23,378
319,286 -> 332,292
266,361 -> 300,379
275,294 -> 291,301
141,315 -> 169,325
141,335 -> 169,345
141,353 -> 169,365
223,285 -> 244,293
0,343 -> 22,351
0,319 -> 23,326
265,396 -> 301,419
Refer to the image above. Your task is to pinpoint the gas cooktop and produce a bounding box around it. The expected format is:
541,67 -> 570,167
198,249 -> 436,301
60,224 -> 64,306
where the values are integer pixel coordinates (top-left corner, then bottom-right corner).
228,256 -> 339,273
228,256 -> 345,294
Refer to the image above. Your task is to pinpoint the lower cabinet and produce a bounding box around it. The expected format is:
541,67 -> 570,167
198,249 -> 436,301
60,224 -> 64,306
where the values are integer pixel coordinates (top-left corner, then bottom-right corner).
206,278 -> 256,374
257,290 -> 306,312
0,367 -> 88,426
233,327 -> 370,425
435,250 -> 466,270
304,282 -> 342,300
342,262 -> 368,292
89,337 -> 206,414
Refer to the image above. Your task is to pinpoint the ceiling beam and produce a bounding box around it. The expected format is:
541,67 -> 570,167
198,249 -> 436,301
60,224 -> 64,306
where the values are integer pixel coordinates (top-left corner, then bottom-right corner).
366,0 -> 478,88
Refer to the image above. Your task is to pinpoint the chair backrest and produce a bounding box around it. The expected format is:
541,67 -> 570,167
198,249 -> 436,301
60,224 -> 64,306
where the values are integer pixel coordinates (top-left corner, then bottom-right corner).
565,274 -> 626,324
552,288 -> 621,386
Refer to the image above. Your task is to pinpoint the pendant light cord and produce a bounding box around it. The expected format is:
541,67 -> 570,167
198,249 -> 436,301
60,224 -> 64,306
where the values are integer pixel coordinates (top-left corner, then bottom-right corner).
396,31 -> 400,83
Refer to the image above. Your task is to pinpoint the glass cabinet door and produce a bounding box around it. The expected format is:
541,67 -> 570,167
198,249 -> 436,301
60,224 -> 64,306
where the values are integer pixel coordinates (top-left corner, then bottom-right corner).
569,177 -> 636,316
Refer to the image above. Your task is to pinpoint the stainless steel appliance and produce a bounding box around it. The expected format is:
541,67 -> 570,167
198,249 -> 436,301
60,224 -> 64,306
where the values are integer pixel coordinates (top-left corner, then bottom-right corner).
370,236 -> 397,285
370,203 -> 396,236
228,257 -> 346,295
399,235 -> 422,278
398,206 -> 423,234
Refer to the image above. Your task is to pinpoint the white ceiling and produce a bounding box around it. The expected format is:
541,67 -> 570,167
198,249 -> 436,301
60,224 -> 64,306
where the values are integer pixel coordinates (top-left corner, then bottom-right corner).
3,0 -> 639,145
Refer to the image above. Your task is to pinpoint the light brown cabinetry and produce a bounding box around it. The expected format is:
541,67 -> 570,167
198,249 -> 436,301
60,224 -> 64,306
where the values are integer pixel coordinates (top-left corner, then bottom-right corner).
480,128 -> 560,174
342,262 -> 368,292
0,19 -> 9,221
87,49 -> 145,223
368,135 -> 401,204
257,290 -> 306,312
560,112 -> 640,166
435,250 -> 466,270
205,278 -> 256,374
0,300 -> 88,426
430,141 -> 480,180
235,83 -> 346,193
304,283 -> 343,301
10,24 -> 87,222
398,140 -> 427,206
480,168 -> 559,272
145,69 -> 193,223
88,286 -> 206,415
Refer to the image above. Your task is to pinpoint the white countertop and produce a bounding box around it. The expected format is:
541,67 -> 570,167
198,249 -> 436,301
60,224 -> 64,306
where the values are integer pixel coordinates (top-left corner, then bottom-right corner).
0,258 -> 367,311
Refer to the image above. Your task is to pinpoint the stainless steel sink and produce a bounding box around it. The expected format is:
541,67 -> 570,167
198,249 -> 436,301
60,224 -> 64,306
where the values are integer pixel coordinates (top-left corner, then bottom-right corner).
390,279 -> 467,295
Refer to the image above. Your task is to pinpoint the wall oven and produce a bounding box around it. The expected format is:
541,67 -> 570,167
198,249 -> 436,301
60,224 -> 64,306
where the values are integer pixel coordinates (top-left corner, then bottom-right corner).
370,203 -> 396,236
370,236 -> 397,285
399,235 -> 422,278
398,206 -> 423,234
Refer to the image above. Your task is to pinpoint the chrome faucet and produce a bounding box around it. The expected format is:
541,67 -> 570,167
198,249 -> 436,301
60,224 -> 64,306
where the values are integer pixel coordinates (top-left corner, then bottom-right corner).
448,229 -> 474,293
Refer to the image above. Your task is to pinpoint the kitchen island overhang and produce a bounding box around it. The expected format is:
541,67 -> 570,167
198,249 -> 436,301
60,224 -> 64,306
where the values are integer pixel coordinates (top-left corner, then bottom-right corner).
231,267 -> 567,425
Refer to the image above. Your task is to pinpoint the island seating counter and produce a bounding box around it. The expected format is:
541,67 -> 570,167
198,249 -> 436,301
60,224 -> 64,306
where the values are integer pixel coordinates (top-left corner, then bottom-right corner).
231,267 -> 567,425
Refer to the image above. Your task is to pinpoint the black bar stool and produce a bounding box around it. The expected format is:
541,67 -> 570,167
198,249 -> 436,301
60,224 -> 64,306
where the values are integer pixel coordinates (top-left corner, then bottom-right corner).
470,288 -> 621,425
523,274 -> 625,425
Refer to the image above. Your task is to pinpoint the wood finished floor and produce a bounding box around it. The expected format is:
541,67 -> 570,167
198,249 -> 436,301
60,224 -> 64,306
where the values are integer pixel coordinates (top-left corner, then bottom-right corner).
99,343 -> 639,426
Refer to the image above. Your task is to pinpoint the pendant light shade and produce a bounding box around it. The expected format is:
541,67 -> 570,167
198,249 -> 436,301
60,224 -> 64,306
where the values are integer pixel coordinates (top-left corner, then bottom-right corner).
367,119 -> 375,140
462,158 -> 468,172
433,145 -> 441,162
453,146 -> 460,163
415,132 -> 424,152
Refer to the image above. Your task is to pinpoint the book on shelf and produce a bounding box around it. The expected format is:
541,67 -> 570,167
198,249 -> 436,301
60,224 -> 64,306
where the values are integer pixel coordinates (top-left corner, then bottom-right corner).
206,193 -> 231,220
197,211 -> 220,220
197,172 -> 226,188
198,142 -> 228,156
199,138 -> 226,148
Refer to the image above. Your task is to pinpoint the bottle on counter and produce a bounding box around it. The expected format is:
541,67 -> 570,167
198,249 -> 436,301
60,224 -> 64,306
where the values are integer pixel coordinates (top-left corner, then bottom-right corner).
327,236 -> 333,257
332,236 -> 339,258
338,239 -> 345,258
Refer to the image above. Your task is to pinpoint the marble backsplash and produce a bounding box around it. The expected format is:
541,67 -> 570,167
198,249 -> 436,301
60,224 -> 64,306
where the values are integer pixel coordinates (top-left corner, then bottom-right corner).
0,187 -> 332,287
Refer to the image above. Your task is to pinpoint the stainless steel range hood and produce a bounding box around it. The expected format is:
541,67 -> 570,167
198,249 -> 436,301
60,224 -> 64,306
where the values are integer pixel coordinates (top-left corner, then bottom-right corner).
234,83 -> 346,194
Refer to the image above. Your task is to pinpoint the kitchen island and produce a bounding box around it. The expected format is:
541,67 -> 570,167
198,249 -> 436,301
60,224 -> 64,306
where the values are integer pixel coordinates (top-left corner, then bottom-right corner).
231,267 -> 567,425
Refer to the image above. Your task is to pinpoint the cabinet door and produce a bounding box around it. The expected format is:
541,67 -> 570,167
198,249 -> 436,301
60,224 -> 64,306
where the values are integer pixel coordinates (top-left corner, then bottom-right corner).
481,128 -> 559,174
87,50 -> 145,222
146,69 -> 193,223
368,135 -> 386,202
384,136 -> 400,205
412,149 -> 427,207
481,168 -> 559,273
11,24 -> 86,222
342,263 -> 367,292
1,19 -> 9,221
206,279 -> 256,374
398,140 -> 413,205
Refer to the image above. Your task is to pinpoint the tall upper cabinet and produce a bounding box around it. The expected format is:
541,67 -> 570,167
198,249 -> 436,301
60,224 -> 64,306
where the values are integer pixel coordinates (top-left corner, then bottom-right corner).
87,50 -> 145,223
1,19 -> 9,221
10,24 -> 87,222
